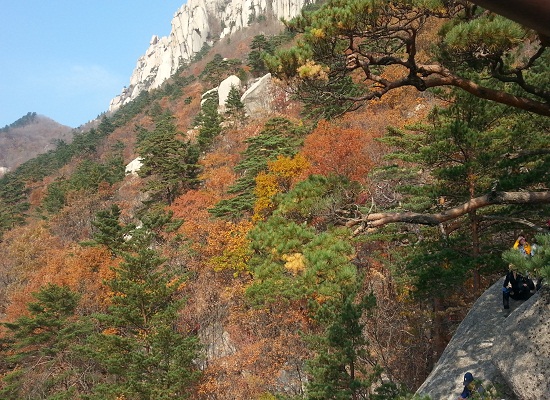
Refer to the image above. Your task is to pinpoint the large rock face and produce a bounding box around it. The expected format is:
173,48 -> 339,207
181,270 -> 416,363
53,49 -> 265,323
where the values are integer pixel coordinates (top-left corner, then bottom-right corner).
110,0 -> 310,111
492,287 -> 550,399
416,279 -> 549,400
241,73 -> 274,117
217,75 -> 242,110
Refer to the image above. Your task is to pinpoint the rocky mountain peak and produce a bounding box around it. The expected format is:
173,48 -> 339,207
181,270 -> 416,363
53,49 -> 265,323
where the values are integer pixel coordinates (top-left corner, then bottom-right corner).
109,0 -> 310,112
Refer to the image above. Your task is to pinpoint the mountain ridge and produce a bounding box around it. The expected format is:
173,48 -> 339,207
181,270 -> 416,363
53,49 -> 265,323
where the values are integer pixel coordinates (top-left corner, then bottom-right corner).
109,0 -> 310,111
0,113 -> 73,175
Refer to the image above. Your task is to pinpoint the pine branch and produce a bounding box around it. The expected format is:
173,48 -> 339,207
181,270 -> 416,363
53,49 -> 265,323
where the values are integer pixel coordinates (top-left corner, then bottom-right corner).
345,191 -> 550,230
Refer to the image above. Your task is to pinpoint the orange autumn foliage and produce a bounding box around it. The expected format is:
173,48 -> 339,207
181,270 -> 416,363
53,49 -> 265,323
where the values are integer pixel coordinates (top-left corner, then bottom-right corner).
169,189 -> 227,272
4,245 -> 115,321
199,151 -> 239,194
196,286 -> 312,399
301,120 -> 377,184
1,218 -> 115,321
0,220 -> 59,320
198,123 -> 264,194
171,189 -> 219,242
206,220 -> 253,276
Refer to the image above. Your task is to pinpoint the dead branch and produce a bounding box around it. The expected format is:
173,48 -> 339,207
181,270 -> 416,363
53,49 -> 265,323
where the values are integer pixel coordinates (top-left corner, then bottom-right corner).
345,191 -> 550,230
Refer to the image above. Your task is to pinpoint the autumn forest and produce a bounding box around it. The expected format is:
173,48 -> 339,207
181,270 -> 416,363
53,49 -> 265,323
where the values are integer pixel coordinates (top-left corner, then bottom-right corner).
0,0 -> 549,399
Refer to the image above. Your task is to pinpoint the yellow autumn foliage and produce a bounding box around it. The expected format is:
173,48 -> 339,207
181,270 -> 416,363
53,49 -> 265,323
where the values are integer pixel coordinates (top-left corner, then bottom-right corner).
253,154 -> 310,221
282,253 -> 306,275
297,60 -> 329,81
208,220 -> 253,276
310,28 -> 325,39
267,153 -> 309,184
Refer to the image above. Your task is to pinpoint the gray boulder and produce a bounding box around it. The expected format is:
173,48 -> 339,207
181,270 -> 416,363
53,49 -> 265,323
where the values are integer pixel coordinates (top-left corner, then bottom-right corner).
416,278 -> 548,399
492,287 -> 549,399
241,73 -> 273,118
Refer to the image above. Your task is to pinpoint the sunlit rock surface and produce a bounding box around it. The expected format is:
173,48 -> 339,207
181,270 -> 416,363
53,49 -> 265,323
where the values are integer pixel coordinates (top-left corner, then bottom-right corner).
110,0 -> 310,111
416,278 -> 548,400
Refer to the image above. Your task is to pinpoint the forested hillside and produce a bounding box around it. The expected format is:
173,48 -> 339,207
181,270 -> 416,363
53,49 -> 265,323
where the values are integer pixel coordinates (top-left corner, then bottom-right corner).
0,113 -> 73,173
0,1 -> 548,399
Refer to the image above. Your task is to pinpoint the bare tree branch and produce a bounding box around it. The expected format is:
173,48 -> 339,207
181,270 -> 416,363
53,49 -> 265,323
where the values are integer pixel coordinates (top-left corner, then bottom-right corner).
345,191 -> 550,230
424,73 -> 550,116
348,60 -> 550,116
504,148 -> 550,159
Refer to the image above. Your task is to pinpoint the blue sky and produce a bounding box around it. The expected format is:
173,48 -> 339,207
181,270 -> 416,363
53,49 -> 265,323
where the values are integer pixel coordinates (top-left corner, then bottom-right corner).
0,1 -> 185,128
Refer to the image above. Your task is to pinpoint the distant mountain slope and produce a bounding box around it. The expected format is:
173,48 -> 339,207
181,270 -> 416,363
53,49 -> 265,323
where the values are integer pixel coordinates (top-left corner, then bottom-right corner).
0,113 -> 73,173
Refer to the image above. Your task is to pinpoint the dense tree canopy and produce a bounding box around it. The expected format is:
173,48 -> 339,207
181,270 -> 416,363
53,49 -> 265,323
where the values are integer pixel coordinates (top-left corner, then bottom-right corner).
268,0 -> 550,116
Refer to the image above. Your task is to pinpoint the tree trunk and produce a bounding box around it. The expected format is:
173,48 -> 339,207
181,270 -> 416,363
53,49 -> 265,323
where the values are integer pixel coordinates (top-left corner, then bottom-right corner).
432,297 -> 446,361
470,210 -> 481,293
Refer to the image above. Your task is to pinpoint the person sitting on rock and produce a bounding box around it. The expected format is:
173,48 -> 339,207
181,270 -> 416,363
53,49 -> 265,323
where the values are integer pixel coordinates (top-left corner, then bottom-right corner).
502,266 -> 535,309
458,372 -> 484,399
513,234 -> 531,257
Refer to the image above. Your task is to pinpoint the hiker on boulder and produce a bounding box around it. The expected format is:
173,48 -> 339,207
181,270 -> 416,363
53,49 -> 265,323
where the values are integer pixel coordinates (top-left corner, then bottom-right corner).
457,372 -> 484,399
513,234 -> 532,257
502,266 -> 534,309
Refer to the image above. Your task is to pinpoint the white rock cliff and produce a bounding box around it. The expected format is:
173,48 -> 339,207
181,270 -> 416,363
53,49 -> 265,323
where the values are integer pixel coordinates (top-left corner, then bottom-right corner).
109,0 -> 310,111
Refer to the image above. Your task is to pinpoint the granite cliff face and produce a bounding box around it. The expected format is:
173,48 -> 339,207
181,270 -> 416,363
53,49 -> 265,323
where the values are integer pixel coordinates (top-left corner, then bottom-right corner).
110,0 -> 309,111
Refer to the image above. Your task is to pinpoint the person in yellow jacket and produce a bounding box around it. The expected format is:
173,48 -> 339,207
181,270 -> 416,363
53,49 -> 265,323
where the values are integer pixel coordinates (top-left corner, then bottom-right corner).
513,235 -> 532,256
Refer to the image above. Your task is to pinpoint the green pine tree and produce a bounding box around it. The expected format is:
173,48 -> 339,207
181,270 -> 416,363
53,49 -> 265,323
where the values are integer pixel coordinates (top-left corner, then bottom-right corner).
194,91 -> 222,150
210,117 -> 308,218
224,84 -> 246,123
305,291 -> 380,400
40,179 -> 64,213
375,83 -> 549,292
199,54 -> 243,88
137,111 -> 200,204
0,284 -> 94,399
86,204 -> 133,256
247,35 -> 273,76
88,244 -> 201,399
502,233 -> 550,281
267,0 -> 550,116
246,175 -> 360,308
0,172 -> 30,235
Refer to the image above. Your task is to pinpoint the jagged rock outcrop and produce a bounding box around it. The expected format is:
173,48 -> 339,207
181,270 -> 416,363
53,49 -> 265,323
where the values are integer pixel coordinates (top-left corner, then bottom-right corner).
416,279 -> 548,400
199,73 -> 275,116
125,157 -> 143,176
110,0 -> 310,111
241,73 -> 274,117
492,288 -> 550,399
